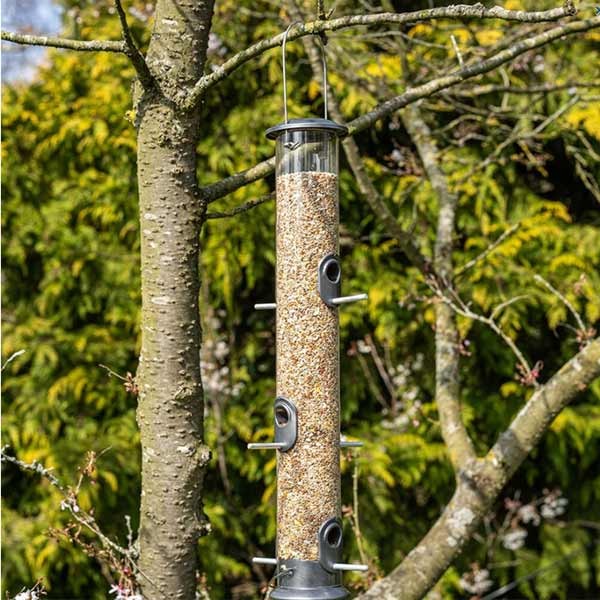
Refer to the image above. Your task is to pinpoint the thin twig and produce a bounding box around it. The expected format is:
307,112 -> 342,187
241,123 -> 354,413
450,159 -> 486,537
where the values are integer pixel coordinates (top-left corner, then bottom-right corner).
365,334 -> 399,412
449,81 -> 600,97
432,287 -> 537,387
533,274 -> 587,334
455,223 -> 521,278
481,544 -> 592,600
1,445 -> 63,489
1,349 -> 26,372
458,94 -> 580,183
355,349 -> 389,410
532,95 -> 580,135
99,363 -> 128,382
450,34 -> 464,67
1,30 -> 126,53
125,515 -> 134,552
0,447 -> 133,563
205,192 -> 275,219
490,295 -> 530,321
352,463 -> 369,566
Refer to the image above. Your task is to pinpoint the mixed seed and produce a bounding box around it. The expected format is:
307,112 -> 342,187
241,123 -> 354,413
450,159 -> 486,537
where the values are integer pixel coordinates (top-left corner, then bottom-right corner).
276,172 -> 341,560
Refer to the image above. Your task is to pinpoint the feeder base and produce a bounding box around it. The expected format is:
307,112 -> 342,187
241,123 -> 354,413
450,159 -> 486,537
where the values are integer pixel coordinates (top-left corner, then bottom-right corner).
271,559 -> 348,600
270,587 -> 348,600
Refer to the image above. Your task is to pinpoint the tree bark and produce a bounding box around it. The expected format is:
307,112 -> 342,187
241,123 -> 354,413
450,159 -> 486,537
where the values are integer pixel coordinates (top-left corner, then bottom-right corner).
135,1 -> 214,598
401,104 -> 475,472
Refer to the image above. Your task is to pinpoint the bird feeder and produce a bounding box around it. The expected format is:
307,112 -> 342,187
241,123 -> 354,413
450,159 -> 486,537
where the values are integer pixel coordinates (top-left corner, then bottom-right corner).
250,24 -> 368,600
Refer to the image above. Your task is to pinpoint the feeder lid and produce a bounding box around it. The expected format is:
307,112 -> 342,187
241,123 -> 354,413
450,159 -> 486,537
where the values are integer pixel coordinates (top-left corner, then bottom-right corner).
266,118 -> 348,140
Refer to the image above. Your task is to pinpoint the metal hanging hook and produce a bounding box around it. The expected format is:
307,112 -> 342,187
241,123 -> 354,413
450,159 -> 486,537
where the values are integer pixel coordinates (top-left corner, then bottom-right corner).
281,22 -> 329,123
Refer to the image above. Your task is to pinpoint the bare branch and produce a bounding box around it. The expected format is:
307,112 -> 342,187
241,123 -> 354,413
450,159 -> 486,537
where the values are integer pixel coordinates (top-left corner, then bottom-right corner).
348,17 -> 598,135
204,192 -> 274,220
99,363 -> 128,381
433,286 -> 536,387
340,132 -> 432,276
203,158 -> 275,204
185,3 -> 576,107
489,336 -> 600,481
351,464 -> 371,570
114,0 -> 154,87
201,16 -> 600,204
455,223 -> 521,278
0,446 -> 132,561
1,30 -> 126,53
490,295 -> 530,321
450,34 -> 465,67
364,334 -> 399,411
401,102 -> 477,469
353,347 -> 390,411
1,445 -> 64,490
359,337 -> 600,600
533,274 -> 591,338
458,94 -> 580,183
450,81 -> 600,97
287,0 -> 433,277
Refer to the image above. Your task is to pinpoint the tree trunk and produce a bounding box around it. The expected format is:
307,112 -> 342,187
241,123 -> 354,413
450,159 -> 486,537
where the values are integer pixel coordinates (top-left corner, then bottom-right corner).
135,1 -> 214,598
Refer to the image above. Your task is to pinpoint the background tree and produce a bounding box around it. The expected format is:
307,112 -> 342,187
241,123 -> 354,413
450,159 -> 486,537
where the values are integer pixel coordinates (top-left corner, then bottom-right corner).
2,1 -> 600,599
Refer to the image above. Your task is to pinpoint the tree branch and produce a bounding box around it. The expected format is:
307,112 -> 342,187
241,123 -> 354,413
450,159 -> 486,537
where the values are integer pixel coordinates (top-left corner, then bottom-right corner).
288,0 -> 432,277
114,0 -> 154,87
401,103 -> 477,470
340,125 -> 433,276
1,30 -> 127,53
433,286 -> 536,386
457,94 -> 581,183
204,192 -> 274,219
488,337 -> 600,483
533,274 -> 588,336
359,337 -> 600,600
348,16 -> 598,135
203,157 -> 276,203
449,81 -> 600,98
455,223 -> 521,278
200,16 -> 600,204
185,2 -> 575,107
0,447 -> 131,560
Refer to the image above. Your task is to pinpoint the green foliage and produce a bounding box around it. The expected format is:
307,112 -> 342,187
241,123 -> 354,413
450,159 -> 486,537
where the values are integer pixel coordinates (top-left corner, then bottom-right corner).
2,11 -> 141,598
2,0 -> 600,598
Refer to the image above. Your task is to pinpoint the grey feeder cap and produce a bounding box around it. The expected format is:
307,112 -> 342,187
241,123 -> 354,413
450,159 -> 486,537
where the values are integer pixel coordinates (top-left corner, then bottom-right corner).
266,118 -> 348,140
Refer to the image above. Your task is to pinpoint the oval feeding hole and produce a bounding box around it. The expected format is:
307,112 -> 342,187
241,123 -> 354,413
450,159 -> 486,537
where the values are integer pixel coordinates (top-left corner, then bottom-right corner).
326,523 -> 342,547
275,405 -> 290,427
325,259 -> 341,284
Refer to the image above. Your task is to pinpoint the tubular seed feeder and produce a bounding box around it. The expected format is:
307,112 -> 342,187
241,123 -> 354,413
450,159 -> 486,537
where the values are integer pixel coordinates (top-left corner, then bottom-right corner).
250,25 -> 368,599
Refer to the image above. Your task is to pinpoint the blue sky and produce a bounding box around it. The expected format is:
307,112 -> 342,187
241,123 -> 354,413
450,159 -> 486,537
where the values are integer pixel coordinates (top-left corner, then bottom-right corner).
2,0 -> 63,82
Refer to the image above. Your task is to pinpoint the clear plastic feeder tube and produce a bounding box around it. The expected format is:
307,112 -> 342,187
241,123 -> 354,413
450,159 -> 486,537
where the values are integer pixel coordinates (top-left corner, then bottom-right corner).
275,124 -> 339,176
263,23 -> 353,600
266,119 -> 347,568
